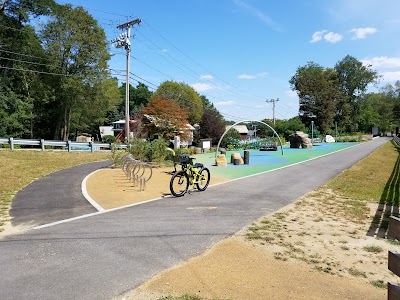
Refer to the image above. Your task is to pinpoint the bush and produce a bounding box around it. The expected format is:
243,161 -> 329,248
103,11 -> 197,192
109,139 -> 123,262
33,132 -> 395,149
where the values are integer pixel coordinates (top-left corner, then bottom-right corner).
149,139 -> 168,164
129,138 -> 150,161
102,135 -> 116,144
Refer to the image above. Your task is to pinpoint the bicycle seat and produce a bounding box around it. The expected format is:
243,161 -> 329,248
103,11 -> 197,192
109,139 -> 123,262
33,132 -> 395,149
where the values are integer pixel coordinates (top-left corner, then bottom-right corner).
194,163 -> 203,168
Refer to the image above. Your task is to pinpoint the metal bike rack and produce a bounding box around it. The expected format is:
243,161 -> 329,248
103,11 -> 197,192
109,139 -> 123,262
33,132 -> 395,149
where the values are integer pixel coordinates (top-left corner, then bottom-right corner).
120,154 -> 153,191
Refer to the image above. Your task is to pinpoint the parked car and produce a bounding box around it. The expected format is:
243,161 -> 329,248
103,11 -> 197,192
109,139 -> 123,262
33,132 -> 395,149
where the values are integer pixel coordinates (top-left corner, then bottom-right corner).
259,140 -> 278,151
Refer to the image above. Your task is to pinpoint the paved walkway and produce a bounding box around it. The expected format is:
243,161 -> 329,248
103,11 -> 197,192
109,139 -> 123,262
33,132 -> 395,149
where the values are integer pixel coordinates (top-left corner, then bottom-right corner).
10,160 -> 112,227
0,138 -> 390,300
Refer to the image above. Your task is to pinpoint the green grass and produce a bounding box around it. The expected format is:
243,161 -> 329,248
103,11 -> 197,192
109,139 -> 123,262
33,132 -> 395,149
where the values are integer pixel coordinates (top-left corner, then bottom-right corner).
0,149 -> 112,232
362,245 -> 383,253
327,141 -> 399,202
370,280 -> 386,289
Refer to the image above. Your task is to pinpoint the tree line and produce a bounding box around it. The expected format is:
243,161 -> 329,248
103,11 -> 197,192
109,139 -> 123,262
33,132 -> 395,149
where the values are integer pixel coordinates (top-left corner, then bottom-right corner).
290,55 -> 400,136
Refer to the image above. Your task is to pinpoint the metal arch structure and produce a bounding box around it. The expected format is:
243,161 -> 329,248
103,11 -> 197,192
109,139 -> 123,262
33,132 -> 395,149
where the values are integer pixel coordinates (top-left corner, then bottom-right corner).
215,120 -> 284,157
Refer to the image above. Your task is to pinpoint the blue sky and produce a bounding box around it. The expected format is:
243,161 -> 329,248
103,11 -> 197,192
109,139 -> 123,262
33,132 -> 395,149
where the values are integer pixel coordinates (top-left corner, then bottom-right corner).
58,0 -> 400,122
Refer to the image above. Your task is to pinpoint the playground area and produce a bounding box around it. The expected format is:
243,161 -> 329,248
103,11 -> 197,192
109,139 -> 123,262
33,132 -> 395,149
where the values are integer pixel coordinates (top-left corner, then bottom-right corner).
195,142 -> 359,180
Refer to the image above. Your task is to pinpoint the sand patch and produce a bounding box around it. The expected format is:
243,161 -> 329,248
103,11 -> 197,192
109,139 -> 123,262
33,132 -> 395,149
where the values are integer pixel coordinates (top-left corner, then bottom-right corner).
85,166 -> 226,210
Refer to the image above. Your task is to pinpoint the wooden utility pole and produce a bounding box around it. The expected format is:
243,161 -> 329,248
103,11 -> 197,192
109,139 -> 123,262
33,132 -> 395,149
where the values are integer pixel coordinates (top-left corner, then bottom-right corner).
112,18 -> 141,144
266,98 -> 279,126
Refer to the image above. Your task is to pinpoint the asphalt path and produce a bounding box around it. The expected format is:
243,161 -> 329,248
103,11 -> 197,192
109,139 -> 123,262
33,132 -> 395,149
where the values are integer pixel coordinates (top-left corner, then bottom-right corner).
0,137 -> 390,300
9,160 -> 112,227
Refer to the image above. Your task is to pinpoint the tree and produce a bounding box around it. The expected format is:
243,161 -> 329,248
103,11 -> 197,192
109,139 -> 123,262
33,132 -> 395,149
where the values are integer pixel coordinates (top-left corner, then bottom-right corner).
152,81 -> 203,124
141,97 -> 190,140
258,117 -> 306,141
334,55 -> 379,132
289,62 -> 340,134
358,93 -> 393,134
0,0 -> 57,138
118,82 -> 152,117
0,82 -> 31,137
39,4 -> 115,140
199,107 -> 226,145
220,127 -> 241,148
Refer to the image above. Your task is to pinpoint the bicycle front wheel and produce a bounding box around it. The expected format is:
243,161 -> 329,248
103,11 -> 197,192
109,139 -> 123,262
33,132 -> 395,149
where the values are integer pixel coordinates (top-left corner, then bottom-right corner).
196,167 -> 210,191
170,171 -> 189,197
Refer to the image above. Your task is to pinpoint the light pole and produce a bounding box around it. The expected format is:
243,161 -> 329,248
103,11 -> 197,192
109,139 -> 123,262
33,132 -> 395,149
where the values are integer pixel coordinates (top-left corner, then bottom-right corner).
311,120 -> 314,144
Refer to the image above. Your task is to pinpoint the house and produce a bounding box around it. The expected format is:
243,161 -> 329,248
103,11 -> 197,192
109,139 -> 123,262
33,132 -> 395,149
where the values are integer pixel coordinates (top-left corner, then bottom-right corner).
226,125 -> 249,140
99,126 -> 113,139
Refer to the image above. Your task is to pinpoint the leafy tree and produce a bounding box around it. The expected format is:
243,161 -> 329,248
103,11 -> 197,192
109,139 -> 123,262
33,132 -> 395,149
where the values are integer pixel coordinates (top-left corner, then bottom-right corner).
220,126 -> 241,148
289,62 -> 339,134
258,117 -> 306,141
39,4 -> 115,140
334,55 -> 379,132
152,81 -> 203,124
118,82 -> 152,116
199,107 -> 226,145
0,82 -> 31,137
141,96 -> 190,140
0,0 -> 57,138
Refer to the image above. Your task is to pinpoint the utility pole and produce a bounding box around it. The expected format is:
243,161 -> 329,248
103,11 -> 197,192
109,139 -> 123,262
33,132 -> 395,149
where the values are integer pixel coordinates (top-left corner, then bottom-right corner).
112,18 -> 141,144
266,98 -> 279,126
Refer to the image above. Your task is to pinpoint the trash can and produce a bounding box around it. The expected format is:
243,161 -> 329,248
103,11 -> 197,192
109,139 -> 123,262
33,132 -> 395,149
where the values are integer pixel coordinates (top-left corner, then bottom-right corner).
244,150 -> 250,164
233,158 -> 240,165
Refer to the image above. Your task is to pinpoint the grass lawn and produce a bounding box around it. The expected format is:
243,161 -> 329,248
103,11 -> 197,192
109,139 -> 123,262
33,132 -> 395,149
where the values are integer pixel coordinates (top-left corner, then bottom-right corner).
0,149 -> 112,232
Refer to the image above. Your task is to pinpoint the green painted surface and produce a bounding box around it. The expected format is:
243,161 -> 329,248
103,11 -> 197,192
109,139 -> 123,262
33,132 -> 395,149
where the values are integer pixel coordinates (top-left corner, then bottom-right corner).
190,142 -> 360,180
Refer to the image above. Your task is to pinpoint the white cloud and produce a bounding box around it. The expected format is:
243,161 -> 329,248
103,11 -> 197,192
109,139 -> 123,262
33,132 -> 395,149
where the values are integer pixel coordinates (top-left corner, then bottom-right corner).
381,71 -> 400,82
361,56 -> 400,83
215,100 -> 235,106
286,90 -> 298,98
361,56 -> 400,69
324,32 -> 343,43
310,30 -> 342,43
310,30 -> 327,43
191,83 -> 214,92
200,75 -> 213,80
238,74 -> 257,80
238,72 -> 267,80
350,27 -> 377,39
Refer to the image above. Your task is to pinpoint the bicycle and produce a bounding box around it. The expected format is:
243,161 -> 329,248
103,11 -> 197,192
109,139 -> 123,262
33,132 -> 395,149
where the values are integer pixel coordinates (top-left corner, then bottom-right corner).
169,155 -> 210,197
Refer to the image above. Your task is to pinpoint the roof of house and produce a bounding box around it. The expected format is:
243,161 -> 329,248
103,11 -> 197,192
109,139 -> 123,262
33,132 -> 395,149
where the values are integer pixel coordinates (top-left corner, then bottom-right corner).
226,125 -> 249,134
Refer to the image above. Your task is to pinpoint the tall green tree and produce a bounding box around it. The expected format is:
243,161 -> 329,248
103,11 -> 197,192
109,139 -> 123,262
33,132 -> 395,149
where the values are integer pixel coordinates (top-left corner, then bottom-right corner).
152,81 -> 203,124
289,62 -> 340,134
118,82 -> 152,117
334,55 -> 379,132
0,0 -> 57,138
39,4 -> 115,140
259,117 -> 306,141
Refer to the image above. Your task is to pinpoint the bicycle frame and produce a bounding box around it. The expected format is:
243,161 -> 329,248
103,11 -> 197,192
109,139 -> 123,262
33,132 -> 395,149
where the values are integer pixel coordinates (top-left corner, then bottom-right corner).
182,163 -> 201,185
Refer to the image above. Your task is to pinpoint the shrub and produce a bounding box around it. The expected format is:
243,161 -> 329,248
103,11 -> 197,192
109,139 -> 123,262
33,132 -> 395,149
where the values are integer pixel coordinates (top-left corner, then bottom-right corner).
129,138 -> 150,161
149,139 -> 168,164
102,135 -> 116,144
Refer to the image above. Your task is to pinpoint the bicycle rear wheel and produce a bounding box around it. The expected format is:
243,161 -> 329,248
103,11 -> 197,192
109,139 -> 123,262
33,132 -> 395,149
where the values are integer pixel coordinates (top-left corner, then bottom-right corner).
196,167 -> 210,191
170,171 -> 189,197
